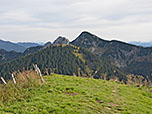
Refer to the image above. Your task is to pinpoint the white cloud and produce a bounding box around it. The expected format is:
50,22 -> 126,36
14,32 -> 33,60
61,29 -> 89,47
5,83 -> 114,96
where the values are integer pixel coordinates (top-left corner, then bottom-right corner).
0,0 -> 152,42
0,11 -> 40,23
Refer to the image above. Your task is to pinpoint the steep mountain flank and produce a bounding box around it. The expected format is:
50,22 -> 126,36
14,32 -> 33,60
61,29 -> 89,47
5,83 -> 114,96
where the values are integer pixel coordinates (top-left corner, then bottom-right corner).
0,45 -> 126,81
23,46 -> 43,55
72,31 -> 152,78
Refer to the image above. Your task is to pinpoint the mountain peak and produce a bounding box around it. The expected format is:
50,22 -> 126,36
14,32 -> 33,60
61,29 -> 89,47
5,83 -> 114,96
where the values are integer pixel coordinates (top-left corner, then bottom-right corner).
43,41 -> 52,48
53,36 -> 70,45
78,31 -> 96,38
71,31 -> 103,48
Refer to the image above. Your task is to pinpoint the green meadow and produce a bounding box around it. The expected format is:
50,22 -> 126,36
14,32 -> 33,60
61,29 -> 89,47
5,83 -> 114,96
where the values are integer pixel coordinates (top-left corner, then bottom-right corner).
0,74 -> 152,114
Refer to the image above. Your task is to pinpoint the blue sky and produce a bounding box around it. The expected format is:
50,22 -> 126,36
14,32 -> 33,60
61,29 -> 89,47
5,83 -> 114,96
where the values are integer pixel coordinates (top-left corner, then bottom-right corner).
0,0 -> 152,43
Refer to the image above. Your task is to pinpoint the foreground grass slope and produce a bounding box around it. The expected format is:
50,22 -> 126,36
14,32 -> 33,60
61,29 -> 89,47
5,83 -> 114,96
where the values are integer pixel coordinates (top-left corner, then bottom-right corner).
0,74 -> 152,114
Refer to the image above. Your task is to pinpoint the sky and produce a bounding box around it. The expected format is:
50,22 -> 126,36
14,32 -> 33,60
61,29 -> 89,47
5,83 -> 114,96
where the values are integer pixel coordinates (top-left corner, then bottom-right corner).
0,0 -> 152,43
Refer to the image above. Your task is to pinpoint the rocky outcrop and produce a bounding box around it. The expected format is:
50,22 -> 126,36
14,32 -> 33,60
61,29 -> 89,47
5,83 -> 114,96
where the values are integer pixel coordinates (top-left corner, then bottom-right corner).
53,36 -> 70,45
44,42 -> 52,48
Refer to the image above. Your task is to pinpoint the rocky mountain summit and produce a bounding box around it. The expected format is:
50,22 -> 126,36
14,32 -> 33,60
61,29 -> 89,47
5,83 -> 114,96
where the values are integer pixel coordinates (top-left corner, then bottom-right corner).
53,36 -> 70,45
72,31 -> 152,78
43,36 -> 70,49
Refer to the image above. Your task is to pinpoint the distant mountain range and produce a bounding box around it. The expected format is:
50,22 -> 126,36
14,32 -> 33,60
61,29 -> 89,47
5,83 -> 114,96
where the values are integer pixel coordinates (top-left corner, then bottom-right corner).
1,38 -> 152,53
1,32 -> 152,82
129,41 -> 152,47
0,49 -> 23,64
0,39 -> 42,52
0,40 -> 25,52
17,42 -> 41,48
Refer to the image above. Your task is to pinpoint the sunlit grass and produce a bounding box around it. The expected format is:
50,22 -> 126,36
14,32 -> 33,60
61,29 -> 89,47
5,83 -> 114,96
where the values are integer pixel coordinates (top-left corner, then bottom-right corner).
0,74 -> 152,114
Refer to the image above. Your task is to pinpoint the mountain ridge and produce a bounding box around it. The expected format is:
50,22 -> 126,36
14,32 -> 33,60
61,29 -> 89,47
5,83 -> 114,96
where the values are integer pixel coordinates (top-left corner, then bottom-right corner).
71,31 -> 152,78
0,39 -> 41,52
0,39 -> 26,52
17,42 -> 41,48
1,31 -> 152,81
0,49 -> 23,64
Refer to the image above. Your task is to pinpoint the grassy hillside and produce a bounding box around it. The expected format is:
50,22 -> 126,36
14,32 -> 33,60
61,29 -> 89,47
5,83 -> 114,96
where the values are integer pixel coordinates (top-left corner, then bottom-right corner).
0,74 -> 152,114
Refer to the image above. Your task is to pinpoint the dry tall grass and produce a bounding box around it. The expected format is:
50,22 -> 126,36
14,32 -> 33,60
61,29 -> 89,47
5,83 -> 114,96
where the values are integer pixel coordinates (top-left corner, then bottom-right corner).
0,70 -> 43,105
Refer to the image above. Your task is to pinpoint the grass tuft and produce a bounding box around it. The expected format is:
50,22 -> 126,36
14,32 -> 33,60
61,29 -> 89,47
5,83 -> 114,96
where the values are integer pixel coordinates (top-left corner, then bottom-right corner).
0,70 -> 42,105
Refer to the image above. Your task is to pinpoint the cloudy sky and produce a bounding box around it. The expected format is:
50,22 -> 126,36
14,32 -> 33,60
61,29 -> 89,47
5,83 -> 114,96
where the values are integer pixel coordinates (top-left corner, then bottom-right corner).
0,0 -> 152,43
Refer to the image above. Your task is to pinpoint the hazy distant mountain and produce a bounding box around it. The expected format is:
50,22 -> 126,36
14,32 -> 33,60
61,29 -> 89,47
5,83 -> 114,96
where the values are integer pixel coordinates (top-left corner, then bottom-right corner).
0,39 -> 26,52
17,42 -> 41,48
0,39 -> 42,52
129,41 -> 152,47
0,45 -> 43,64
0,49 -> 23,64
